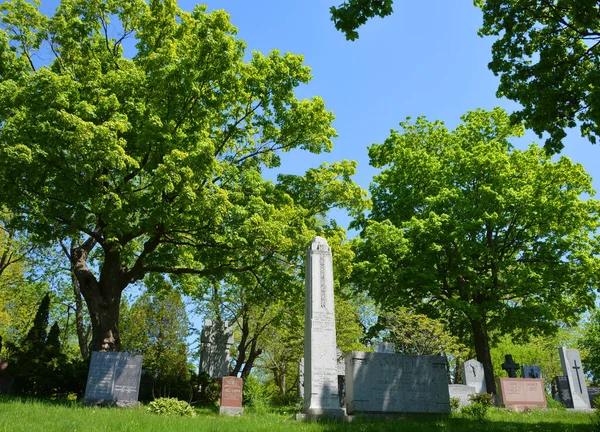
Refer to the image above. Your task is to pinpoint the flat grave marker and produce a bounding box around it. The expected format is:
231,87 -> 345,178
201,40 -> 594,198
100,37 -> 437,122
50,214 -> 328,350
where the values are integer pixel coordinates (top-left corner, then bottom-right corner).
448,384 -> 476,407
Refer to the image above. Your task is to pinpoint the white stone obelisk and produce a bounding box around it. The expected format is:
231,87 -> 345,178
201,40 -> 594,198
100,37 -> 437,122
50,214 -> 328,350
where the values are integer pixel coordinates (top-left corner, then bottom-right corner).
304,237 -> 345,416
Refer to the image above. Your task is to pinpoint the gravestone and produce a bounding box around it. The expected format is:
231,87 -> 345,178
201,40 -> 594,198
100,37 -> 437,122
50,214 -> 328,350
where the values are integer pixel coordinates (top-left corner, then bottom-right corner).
521,365 -> 542,379
84,351 -> 142,407
374,341 -> 395,354
298,358 -> 304,397
199,319 -> 234,379
345,351 -> 451,415
559,347 -> 591,408
499,378 -> 547,410
219,376 -> 244,416
501,355 -> 520,378
552,376 -> 574,408
587,387 -> 600,408
462,359 -> 487,393
303,237 -> 345,417
448,384 -> 476,407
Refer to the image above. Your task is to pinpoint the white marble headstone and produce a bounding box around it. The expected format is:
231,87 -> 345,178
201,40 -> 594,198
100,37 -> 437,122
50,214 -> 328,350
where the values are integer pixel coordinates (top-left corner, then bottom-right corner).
462,359 -> 487,394
303,237 -> 345,416
559,347 -> 591,409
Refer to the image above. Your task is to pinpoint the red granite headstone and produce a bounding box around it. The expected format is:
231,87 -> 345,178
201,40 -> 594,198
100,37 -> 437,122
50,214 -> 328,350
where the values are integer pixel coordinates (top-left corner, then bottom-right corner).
499,378 -> 547,410
220,376 -> 244,415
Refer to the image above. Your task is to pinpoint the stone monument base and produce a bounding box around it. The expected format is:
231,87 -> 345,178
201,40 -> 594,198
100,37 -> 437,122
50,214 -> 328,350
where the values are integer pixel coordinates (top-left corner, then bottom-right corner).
304,407 -> 347,418
220,406 -> 244,416
84,398 -> 140,408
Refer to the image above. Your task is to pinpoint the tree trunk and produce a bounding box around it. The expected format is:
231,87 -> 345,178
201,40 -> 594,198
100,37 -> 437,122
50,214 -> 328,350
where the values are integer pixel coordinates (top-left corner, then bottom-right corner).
470,317 -> 496,394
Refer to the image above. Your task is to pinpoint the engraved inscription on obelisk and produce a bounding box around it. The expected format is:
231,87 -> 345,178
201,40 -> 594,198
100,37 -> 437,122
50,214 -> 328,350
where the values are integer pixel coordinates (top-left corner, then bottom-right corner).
304,237 -> 345,416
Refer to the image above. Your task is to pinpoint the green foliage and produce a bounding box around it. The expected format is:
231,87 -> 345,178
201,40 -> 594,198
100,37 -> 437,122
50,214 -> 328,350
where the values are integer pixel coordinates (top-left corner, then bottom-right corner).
120,290 -> 191,400
461,402 -> 490,422
450,397 -> 460,411
242,374 -> 272,414
477,0 -> 600,153
578,308 -> 600,385
0,0 -> 367,352
545,396 -> 566,410
330,0 -> 394,41
353,107 -> 600,391
468,393 -> 494,407
147,398 -> 196,417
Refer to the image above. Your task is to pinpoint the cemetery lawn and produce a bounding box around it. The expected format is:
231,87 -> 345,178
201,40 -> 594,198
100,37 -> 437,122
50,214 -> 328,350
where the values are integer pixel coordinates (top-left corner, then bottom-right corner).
0,397 -> 597,432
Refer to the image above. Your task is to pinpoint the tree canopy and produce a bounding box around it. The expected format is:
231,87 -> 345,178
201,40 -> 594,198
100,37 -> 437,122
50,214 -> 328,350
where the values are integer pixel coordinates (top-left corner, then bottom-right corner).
352,108 -> 600,393
0,0 -> 367,352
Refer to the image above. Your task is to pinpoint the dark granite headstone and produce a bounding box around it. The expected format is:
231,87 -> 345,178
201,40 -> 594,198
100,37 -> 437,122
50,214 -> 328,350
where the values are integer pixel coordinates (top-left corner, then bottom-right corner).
552,376 -> 573,409
521,365 -> 542,379
588,386 -> 600,408
501,354 -> 520,378
84,351 -> 142,407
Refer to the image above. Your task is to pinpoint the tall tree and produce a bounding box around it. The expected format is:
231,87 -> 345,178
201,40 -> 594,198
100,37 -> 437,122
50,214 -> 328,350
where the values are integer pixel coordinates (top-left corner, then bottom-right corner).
578,307 -> 600,385
330,0 -> 394,41
352,108 -> 600,394
0,0 -> 366,352
477,0 -> 600,153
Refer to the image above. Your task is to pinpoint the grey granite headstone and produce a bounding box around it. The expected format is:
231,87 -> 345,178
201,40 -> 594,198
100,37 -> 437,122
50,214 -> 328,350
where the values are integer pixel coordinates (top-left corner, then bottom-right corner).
374,341 -> 395,354
522,365 -> 542,379
448,384 -> 476,407
199,319 -> 234,379
84,351 -> 142,407
559,347 -> 591,408
298,358 -> 304,397
304,237 -> 345,417
462,359 -> 487,394
345,351 -> 451,415
552,376 -> 573,408
587,387 -> 600,408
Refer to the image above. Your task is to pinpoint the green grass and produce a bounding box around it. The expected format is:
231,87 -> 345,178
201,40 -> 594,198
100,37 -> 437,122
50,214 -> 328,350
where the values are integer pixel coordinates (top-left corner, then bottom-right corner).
0,396 -> 597,432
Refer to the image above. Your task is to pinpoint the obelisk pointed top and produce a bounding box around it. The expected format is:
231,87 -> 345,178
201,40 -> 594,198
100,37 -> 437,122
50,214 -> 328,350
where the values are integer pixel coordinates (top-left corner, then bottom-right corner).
309,236 -> 330,252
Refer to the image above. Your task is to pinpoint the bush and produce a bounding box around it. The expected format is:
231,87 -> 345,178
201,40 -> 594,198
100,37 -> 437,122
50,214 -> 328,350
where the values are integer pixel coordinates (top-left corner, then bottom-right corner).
450,397 -> 460,411
461,402 -> 489,422
147,398 -> 196,417
545,395 -> 566,410
242,375 -> 272,414
468,392 -> 494,406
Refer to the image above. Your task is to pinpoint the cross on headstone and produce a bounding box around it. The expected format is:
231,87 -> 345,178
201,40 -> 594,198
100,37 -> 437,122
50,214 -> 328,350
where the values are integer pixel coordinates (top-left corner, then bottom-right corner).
572,360 -> 583,393
501,354 -> 520,378
528,369 -> 536,378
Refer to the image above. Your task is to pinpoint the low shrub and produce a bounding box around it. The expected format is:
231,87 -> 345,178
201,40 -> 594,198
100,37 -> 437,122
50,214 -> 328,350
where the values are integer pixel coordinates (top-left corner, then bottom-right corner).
545,396 -> 566,410
468,392 -> 494,406
147,398 -> 196,417
461,402 -> 489,422
450,397 -> 460,411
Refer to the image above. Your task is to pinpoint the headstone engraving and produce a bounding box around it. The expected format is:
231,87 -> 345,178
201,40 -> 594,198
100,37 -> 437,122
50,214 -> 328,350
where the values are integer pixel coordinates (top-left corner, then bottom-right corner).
199,319 -> 234,379
345,351 -> 451,415
462,359 -> 487,393
448,384 -> 476,407
219,376 -> 244,416
499,378 -> 547,410
521,365 -> 542,379
559,347 -> 591,408
552,376 -> 573,408
501,354 -> 520,378
84,351 -> 142,407
303,237 -> 345,417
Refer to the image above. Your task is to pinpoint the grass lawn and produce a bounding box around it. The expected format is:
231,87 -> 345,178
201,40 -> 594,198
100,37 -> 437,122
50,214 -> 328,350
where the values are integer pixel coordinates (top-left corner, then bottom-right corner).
0,397 -> 597,432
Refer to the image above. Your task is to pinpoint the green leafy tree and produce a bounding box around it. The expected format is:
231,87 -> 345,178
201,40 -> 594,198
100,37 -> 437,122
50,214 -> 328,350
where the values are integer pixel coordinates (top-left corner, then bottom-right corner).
120,289 -> 191,400
0,0 -> 366,352
353,108 -> 600,394
330,0 -> 394,41
476,0 -> 600,153
578,308 -> 600,385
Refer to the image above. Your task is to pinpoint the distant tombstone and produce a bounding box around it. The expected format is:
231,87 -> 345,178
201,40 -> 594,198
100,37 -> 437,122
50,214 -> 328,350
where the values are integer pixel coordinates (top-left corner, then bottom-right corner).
501,355 -> 520,378
345,351 -> 451,415
303,237 -> 345,417
521,365 -> 542,379
499,378 -> 547,410
587,387 -> 600,408
298,358 -> 304,397
199,319 -> 234,379
336,348 -> 346,408
448,384 -> 476,407
84,351 -> 142,407
462,359 -> 487,393
374,341 -> 395,354
559,347 -> 591,408
552,376 -> 573,409
219,376 -> 244,416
